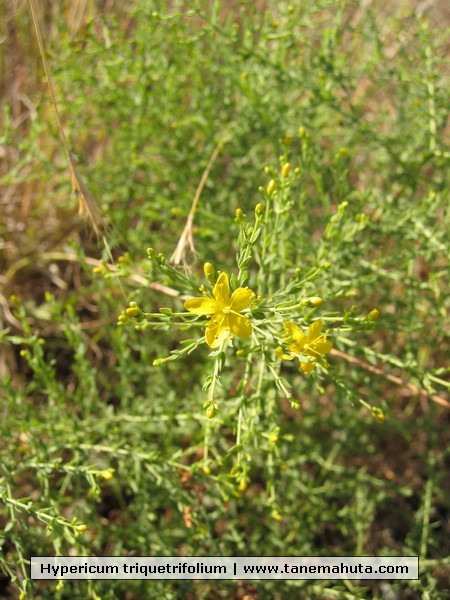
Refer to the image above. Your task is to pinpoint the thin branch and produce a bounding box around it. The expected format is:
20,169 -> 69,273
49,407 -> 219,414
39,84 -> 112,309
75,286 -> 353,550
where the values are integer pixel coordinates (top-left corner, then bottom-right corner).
331,348 -> 450,409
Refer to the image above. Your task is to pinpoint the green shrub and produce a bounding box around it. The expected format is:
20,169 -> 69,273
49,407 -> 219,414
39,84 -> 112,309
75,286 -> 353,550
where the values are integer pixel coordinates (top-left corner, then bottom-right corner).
1,1 -> 449,598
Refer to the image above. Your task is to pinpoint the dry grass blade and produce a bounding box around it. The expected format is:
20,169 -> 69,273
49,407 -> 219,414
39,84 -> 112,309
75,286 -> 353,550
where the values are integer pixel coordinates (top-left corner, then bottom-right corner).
170,137 -> 226,265
28,0 -> 104,235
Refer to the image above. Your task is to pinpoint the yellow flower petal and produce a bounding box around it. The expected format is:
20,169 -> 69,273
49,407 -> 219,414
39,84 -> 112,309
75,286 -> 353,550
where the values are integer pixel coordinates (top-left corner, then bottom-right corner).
213,272 -> 230,306
313,340 -> 332,355
276,346 -> 295,361
284,321 -> 305,347
306,319 -> 323,342
228,313 -> 252,339
205,313 -> 230,348
300,361 -> 315,375
184,297 -> 218,315
230,287 -> 256,312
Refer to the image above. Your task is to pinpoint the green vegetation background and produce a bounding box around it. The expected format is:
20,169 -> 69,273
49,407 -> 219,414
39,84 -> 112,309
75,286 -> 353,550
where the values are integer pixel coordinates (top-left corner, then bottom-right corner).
1,1 -> 449,598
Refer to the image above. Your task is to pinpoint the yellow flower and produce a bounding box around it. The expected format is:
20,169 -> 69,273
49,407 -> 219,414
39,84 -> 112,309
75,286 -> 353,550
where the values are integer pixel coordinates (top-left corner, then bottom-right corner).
277,319 -> 332,374
184,272 -> 256,348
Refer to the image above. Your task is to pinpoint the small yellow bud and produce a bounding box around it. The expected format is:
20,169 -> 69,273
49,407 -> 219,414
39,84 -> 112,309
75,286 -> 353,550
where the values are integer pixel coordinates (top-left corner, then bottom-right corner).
368,309 -> 380,320
206,405 -> 217,419
117,314 -> 127,323
268,433 -> 278,444
372,407 -> 385,422
147,247 -> 155,257
202,465 -> 211,475
117,255 -> 126,263
281,162 -> 291,178
92,266 -> 103,274
76,524 -> 87,532
239,479 -> 247,492
235,208 -> 244,220
264,166 -> 270,174
255,203 -> 264,217
126,307 -> 140,318
204,262 -> 216,283
236,349 -> 245,357
271,509 -> 283,522
271,19 -> 279,29
100,468 -> 115,480
283,134 -> 293,145
267,179 -> 276,194
308,296 -> 323,307
298,126 -> 306,138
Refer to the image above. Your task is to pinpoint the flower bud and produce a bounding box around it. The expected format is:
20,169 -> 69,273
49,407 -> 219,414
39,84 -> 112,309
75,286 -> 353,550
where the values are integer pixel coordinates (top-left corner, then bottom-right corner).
271,509 -> 283,522
281,162 -> 291,178
126,307 -> 140,318
206,405 -> 217,419
255,203 -> 264,217
307,296 -> 323,307
235,207 -> 244,220
100,468 -> 115,480
146,247 -> 155,258
372,407 -> 385,422
298,126 -> 306,138
267,179 -> 276,194
368,309 -> 380,320
204,262 -> 216,283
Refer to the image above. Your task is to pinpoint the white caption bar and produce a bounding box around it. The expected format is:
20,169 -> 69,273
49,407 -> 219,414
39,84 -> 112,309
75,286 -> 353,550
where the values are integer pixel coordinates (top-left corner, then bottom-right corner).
31,556 -> 419,580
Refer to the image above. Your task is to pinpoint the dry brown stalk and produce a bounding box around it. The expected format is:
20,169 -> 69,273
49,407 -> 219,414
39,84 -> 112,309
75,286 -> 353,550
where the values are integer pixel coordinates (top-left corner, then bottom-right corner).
170,138 -> 226,265
331,348 -> 450,409
28,0 -> 104,235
